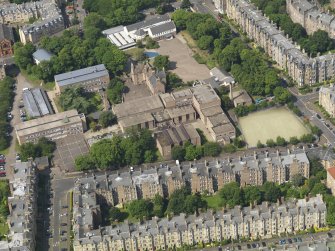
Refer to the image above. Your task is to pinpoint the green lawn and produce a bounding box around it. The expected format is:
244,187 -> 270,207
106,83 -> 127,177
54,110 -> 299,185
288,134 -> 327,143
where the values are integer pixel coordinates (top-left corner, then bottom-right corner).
203,193 -> 222,210
0,219 -> 8,240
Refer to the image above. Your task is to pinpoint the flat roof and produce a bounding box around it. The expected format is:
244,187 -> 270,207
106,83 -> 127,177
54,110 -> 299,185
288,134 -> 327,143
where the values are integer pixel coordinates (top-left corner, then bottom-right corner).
118,113 -> 154,128
166,105 -> 195,118
54,64 -> 109,87
15,109 -> 82,137
113,95 -> 164,118
192,84 -> 220,104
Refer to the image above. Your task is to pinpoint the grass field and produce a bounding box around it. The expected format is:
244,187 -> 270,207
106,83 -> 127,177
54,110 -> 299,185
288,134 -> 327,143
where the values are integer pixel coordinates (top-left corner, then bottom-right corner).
239,107 -> 309,147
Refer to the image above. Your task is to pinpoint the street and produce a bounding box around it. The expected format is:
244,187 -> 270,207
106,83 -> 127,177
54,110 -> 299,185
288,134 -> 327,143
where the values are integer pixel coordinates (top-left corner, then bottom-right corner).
5,73 -> 33,179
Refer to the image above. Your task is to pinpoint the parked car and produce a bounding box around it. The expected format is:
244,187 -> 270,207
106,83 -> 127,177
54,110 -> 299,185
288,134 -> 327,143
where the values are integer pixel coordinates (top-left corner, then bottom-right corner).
328,232 -> 333,238
0,171 -> 6,177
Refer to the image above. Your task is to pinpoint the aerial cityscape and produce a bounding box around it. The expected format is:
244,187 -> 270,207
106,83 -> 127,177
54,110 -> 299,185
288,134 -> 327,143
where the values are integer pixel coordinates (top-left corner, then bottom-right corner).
1,0 -> 335,250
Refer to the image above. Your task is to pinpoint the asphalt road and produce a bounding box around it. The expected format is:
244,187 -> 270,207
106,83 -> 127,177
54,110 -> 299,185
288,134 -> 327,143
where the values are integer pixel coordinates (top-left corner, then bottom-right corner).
289,87 -> 335,145
50,176 -> 76,251
5,73 -> 33,179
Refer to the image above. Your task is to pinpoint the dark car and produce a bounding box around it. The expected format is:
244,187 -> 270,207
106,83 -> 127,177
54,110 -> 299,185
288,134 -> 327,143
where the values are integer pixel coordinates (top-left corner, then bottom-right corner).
293,238 -> 298,243
261,242 -> 266,247
251,243 -> 256,248
297,237 -> 302,242
247,244 -> 251,249
237,245 -> 242,250
328,232 -> 333,238
288,239 -> 292,244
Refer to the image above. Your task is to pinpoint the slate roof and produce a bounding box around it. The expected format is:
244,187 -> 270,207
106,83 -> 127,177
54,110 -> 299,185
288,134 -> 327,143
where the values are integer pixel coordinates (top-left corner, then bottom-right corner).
0,24 -> 13,41
54,64 -> 108,87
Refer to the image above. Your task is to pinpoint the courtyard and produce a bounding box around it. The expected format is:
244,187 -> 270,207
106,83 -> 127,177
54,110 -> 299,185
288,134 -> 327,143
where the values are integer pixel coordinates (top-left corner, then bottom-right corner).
239,107 -> 309,147
154,34 -> 211,82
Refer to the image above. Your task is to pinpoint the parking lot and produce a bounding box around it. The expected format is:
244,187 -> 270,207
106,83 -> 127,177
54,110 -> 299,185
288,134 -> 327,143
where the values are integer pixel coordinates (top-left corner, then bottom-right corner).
53,134 -> 89,172
154,34 -> 211,82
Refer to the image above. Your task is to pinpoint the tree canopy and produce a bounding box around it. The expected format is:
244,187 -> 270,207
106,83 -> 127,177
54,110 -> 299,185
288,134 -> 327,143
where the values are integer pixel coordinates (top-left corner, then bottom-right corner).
14,30 -> 127,83
20,137 -> 56,161
0,77 -> 15,151
59,87 -> 102,114
75,129 -> 157,170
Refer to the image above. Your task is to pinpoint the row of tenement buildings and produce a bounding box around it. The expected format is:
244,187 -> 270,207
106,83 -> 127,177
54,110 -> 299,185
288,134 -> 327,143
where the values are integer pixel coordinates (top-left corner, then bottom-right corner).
287,0 -> 335,38
0,162 -> 37,251
72,149 -> 309,207
0,0 -> 64,44
73,196 -> 326,251
217,0 -> 335,86
71,148 -> 324,251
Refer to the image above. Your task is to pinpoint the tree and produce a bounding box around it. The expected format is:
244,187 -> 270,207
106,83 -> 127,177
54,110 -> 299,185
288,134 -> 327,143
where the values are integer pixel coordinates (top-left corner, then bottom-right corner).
243,186 -> 262,205
75,155 -> 96,171
184,193 -> 207,214
109,207 -> 125,222
185,144 -> 203,160
107,78 -> 126,104
99,111 -> 116,128
276,136 -> 286,146
274,86 -> 292,104
311,183 -> 328,196
197,35 -> 214,50
233,138 -> 244,148
171,145 -> 186,161
310,125 -> 322,136
266,139 -> 276,147
153,194 -> 166,217
127,199 -> 153,220
222,144 -> 236,153
14,42 -> 35,70
219,182 -> 243,208
257,140 -> 264,148
203,142 -> 221,157
291,174 -> 306,187
181,0 -> 191,9
262,182 -> 281,203
20,137 -> 56,161
167,187 -> 191,215
300,134 -> 314,143
153,55 -> 169,70
289,136 -> 299,145
90,137 -> 123,169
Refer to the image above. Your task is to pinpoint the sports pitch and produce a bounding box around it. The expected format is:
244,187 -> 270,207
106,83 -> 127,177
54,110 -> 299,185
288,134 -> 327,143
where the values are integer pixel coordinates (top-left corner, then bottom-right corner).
239,107 -> 309,147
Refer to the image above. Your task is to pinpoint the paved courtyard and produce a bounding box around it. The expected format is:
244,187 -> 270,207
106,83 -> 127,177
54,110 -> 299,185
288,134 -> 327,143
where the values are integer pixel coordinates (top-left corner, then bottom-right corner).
239,107 -> 309,147
155,34 -> 211,82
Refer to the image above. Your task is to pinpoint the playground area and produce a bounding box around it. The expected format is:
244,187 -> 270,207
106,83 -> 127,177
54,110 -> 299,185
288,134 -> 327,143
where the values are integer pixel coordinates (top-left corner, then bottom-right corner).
239,107 -> 309,147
